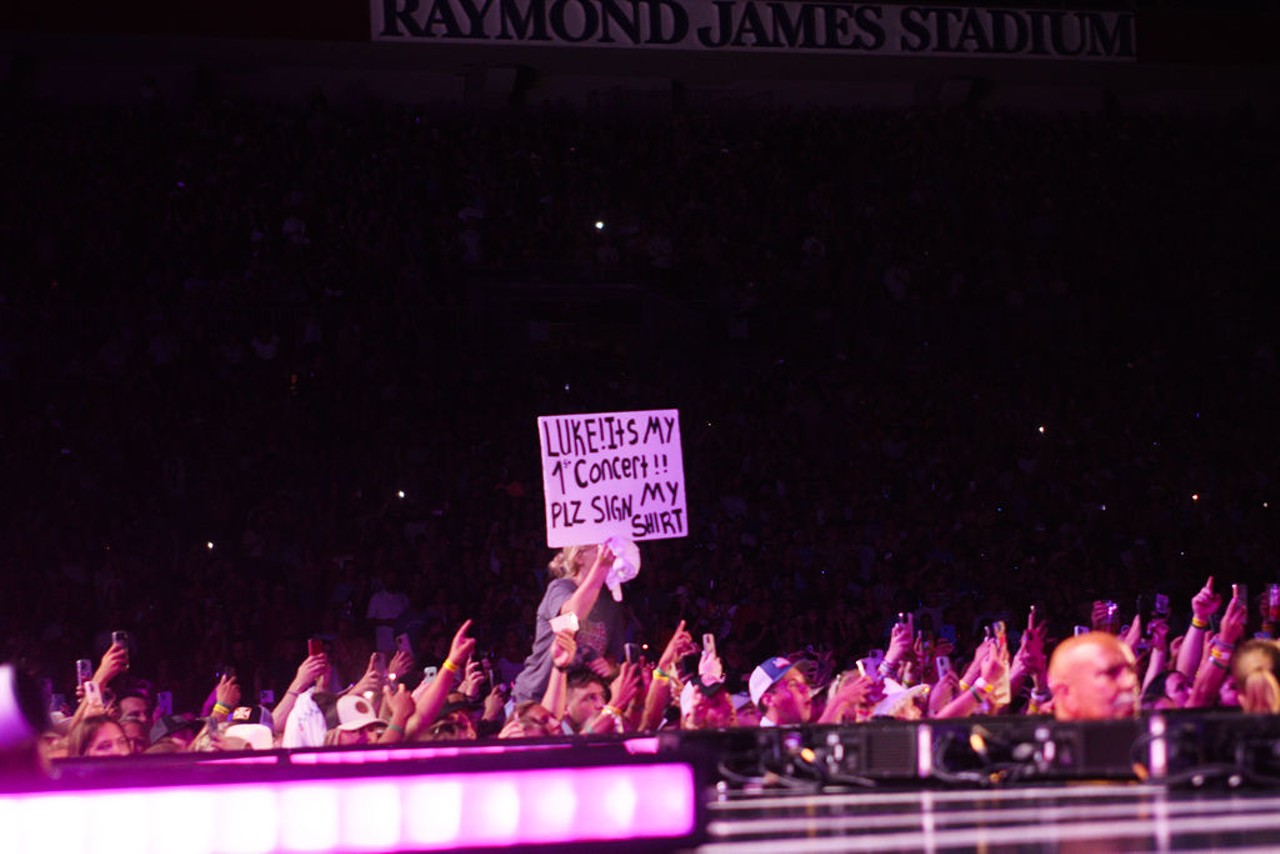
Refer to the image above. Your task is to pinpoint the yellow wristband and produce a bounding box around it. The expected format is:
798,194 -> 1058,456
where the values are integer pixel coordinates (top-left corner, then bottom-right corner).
441,659 -> 461,675
1191,617 -> 1209,630
602,704 -> 622,718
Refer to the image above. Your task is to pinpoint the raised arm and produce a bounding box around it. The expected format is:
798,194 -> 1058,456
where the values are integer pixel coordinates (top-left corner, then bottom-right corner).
559,545 -> 613,622
1176,576 -> 1221,681
407,619 -> 476,738
1187,592 -> 1246,708
270,652 -> 328,734
540,630 -> 578,723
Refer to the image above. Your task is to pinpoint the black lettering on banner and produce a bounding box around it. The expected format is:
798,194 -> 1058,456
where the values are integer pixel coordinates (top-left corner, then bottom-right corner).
989,9 -> 1027,54
696,1 -> 734,48
383,0 -> 427,36
591,494 -> 634,522
1083,11 -> 1134,57
550,0 -> 599,42
1048,10 -> 1084,56
733,1 -> 772,47
955,8 -> 991,53
498,0 -> 551,40
550,500 -> 586,528
767,2 -> 812,48
598,0 -> 642,43
630,509 -> 686,538
457,0 -> 495,36
853,5 -> 884,49
899,6 -> 930,51
646,0 -> 689,44
423,0 -> 465,37
639,480 -> 680,507
381,1 -> 1134,62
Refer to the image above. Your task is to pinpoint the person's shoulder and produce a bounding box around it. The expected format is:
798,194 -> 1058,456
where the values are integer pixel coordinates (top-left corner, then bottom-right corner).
546,577 -> 577,593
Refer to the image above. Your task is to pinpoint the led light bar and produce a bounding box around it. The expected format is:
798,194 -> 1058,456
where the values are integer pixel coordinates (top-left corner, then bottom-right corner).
3,762 -> 697,853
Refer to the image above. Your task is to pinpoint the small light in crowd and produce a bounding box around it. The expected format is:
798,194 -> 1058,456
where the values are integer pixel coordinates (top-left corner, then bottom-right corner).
1038,425 -> 1046,434
397,490 -> 406,499
563,383 -> 571,392
206,541 -> 214,551
641,644 -> 649,651
1192,494 -> 1200,502
1099,504 -> 1107,511
1265,502 -> 1270,509
594,221 -> 605,231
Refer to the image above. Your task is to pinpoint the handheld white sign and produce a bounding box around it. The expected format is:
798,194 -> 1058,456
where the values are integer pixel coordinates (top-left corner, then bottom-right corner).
539,408 -> 687,547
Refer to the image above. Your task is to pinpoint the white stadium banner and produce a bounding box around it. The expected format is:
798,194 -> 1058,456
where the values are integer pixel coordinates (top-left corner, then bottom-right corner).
371,2 -> 1136,61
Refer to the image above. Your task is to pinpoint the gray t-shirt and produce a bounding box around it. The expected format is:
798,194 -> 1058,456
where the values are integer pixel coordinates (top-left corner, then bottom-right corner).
510,577 -> 624,704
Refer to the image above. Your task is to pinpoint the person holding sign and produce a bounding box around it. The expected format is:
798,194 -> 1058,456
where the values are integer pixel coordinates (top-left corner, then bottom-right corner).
509,544 -> 627,705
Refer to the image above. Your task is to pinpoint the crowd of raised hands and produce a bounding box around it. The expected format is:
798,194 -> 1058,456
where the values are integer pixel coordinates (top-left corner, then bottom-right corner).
45,572 -> 1273,761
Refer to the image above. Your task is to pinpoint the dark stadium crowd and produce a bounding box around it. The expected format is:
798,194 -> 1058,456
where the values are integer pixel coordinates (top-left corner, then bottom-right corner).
0,85 -> 1277,761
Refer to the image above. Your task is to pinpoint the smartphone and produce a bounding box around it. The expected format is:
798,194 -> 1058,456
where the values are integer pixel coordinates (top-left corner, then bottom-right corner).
75,658 -> 94,689
395,633 -> 413,655
936,656 -> 953,678
258,689 -> 275,706
549,613 -> 579,634
702,634 -> 716,658
373,652 -> 388,676
112,630 -> 130,668
307,637 -> 324,657
1234,583 -> 1248,605
422,666 -> 438,685
1153,593 -> 1170,618
1074,625 -> 1090,636
156,691 -> 173,717
83,680 -> 103,708
897,612 -> 908,625
625,642 -> 641,664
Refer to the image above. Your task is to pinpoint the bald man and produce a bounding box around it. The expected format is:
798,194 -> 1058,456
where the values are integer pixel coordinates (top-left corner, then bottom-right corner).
1047,631 -> 1139,721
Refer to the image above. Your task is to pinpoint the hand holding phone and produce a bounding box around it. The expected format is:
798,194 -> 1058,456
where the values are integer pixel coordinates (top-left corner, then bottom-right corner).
307,637 -> 324,657
112,630 -> 130,669
702,633 -> 717,658
83,680 -> 104,711
624,642 -> 641,664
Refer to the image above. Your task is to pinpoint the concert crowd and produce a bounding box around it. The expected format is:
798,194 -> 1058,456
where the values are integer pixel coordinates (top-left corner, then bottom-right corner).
0,86 -> 1277,761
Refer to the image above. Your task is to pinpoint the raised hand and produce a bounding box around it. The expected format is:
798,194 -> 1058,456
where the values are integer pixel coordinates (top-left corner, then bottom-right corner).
1191,576 -> 1222,623
448,619 -> 477,667
550,630 -> 577,671
288,653 -> 328,694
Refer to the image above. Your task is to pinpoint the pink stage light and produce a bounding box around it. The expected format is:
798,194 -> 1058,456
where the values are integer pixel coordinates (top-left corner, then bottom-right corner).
2,762 -> 697,853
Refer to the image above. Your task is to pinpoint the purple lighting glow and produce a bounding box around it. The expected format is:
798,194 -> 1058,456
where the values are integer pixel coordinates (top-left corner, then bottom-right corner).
3,762 -> 697,854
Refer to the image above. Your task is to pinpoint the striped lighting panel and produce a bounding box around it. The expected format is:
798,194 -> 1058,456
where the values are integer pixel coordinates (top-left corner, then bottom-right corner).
2,762 -> 697,853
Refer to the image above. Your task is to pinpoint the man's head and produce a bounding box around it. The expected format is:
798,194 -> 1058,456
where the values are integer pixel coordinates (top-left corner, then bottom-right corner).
117,689 -> 152,728
1047,632 -> 1139,721
749,657 -> 811,725
564,668 -> 609,731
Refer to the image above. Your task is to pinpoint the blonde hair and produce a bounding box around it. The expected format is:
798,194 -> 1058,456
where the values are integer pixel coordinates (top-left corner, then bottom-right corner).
1232,640 -> 1280,714
549,546 -> 592,580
